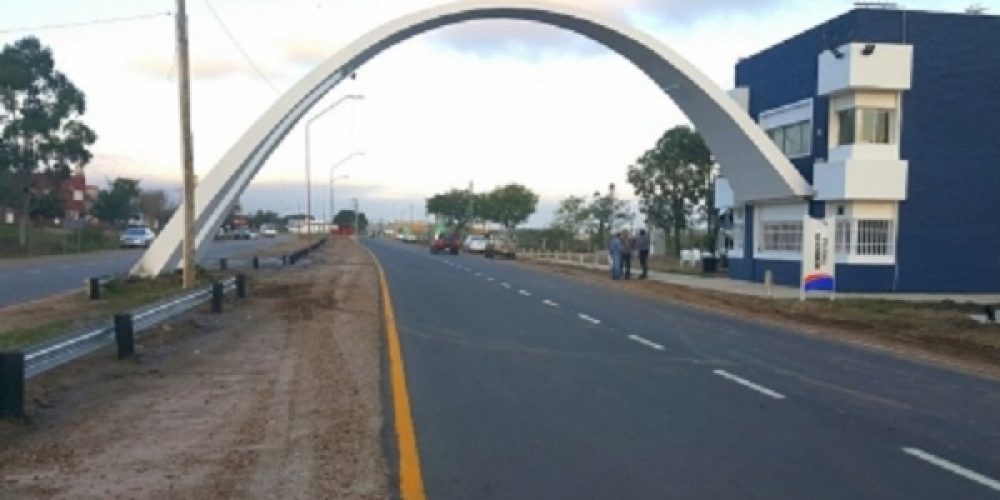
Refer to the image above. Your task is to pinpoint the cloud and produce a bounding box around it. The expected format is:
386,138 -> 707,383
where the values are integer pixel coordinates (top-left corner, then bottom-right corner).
282,37 -> 337,67
128,55 -> 280,81
429,0 -> 779,56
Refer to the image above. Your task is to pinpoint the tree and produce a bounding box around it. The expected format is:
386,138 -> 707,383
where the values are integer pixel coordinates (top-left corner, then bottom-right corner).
137,190 -> 178,229
0,37 -> 97,246
249,209 -> 282,228
90,178 -> 140,226
553,195 -> 590,236
426,189 -> 477,229
334,209 -> 368,232
587,183 -> 631,247
627,125 -> 712,257
480,184 -> 538,232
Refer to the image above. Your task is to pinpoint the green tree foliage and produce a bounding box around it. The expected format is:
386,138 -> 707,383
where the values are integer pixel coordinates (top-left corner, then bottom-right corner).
0,37 -> 97,246
426,189 -> 477,229
627,125 -> 714,257
91,178 -> 140,226
587,183 -> 632,246
553,195 -> 590,236
250,209 -> 282,228
480,183 -> 538,232
333,209 -> 368,232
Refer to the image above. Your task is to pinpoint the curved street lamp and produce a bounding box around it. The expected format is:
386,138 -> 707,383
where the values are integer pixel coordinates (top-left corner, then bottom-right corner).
304,94 -> 364,236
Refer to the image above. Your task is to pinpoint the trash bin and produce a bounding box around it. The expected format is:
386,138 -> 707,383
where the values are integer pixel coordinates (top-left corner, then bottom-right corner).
701,255 -> 718,274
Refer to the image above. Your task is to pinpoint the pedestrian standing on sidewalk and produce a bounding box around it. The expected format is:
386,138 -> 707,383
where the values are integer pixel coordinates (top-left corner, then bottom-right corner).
621,230 -> 633,280
609,232 -> 623,280
637,229 -> 651,279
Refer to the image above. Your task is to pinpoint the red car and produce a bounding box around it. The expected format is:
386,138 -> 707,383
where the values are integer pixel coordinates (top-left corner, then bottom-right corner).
430,233 -> 462,255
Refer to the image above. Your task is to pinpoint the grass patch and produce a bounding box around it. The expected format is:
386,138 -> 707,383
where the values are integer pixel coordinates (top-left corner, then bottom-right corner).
0,269 -> 220,351
0,224 -> 119,258
0,320 -> 74,351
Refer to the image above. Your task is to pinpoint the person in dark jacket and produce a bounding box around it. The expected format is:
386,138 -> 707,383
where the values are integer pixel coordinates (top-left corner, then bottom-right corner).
620,230 -> 633,279
637,229 -> 651,279
608,232 -> 623,280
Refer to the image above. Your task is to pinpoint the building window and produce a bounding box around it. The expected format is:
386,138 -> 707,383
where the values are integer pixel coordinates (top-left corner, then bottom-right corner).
760,221 -> 803,253
855,219 -> 894,256
835,219 -> 852,255
766,120 -> 812,158
73,190 -> 84,201
837,108 -> 893,146
859,109 -> 892,144
732,209 -> 745,252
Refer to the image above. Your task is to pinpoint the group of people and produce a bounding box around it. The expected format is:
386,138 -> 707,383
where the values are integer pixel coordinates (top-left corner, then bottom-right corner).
608,229 -> 650,280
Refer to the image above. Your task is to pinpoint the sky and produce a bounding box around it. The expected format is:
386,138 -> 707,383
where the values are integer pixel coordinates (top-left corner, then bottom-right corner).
0,0 -> 984,226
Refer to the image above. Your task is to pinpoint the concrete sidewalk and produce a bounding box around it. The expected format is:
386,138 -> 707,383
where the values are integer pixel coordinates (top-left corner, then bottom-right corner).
526,253 -> 1000,305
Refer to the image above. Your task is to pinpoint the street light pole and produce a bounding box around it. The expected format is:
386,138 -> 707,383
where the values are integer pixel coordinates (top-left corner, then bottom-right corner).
328,151 -> 364,227
304,94 -> 364,240
329,173 -> 349,227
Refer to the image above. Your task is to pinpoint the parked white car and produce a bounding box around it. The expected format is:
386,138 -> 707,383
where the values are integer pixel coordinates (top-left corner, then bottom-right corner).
120,227 -> 156,248
464,235 -> 488,254
260,224 -> 278,237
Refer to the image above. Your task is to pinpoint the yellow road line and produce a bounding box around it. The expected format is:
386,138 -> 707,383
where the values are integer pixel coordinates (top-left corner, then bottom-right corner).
366,246 -> 427,500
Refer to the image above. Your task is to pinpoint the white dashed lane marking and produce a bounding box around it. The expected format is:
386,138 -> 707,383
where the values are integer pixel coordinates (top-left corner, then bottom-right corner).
578,314 -> 601,325
628,335 -> 665,351
518,290 -> 532,297
501,282 -> 512,289
712,370 -> 785,400
543,300 -> 559,307
902,447 -> 1000,492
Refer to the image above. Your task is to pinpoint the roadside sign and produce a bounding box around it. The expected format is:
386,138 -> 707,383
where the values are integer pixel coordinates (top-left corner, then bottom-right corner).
801,216 -> 836,300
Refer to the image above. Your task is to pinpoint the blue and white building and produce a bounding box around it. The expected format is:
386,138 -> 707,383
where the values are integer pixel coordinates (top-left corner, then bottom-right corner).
717,6 -> 1000,293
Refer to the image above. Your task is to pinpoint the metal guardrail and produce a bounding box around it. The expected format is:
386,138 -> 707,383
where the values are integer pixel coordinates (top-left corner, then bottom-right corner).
23,277 -> 236,380
1,237 -> 329,418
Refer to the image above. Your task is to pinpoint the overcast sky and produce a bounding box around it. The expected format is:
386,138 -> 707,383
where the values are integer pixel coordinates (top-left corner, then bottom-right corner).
1,0 -> 979,225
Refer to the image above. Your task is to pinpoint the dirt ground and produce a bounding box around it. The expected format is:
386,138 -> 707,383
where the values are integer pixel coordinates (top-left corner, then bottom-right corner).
521,259 -> 1000,380
0,237 -> 388,499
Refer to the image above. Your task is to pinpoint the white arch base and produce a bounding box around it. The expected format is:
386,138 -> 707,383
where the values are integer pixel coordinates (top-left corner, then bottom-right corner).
132,0 -> 812,276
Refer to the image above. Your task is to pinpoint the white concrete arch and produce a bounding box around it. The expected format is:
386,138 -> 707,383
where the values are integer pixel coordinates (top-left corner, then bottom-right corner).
133,0 -> 813,276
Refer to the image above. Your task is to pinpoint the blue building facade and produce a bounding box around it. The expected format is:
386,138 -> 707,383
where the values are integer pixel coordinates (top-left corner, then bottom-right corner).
723,7 -> 1000,293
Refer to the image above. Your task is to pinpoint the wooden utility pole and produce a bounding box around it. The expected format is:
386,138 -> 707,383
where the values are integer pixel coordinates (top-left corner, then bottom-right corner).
176,0 -> 196,288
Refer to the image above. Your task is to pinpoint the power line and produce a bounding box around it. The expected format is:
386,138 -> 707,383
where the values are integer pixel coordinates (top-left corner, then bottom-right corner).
0,11 -> 172,35
201,0 -> 279,93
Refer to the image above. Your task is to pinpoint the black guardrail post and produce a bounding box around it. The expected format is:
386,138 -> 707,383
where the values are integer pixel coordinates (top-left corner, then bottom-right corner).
236,274 -> 247,299
219,258 -> 227,271
0,352 -> 25,418
89,277 -> 101,300
281,255 -> 288,266
211,282 -> 224,313
114,313 -> 135,360
252,256 -> 259,269
986,305 -> 996,323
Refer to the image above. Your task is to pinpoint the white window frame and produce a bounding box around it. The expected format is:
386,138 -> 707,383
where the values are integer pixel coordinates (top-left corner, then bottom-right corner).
759,98 -> 814,159
728,208 -> 745,259
833,217 -> 897,265
757,220 -> 803,259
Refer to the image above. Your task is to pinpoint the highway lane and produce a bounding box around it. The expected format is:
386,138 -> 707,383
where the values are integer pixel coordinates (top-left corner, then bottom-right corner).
0,235 -> 293,308
365,238 -> 1000,499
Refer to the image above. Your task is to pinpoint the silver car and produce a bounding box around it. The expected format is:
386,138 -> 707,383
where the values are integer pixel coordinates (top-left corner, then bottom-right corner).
120,227 -> 156,248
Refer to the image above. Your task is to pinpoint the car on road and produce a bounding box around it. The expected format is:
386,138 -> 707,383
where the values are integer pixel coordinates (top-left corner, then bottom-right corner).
119,227 -> 156,248
464,235 -> 488,254
430,233 -> 462,255
259,224 -> 278,238
232,228 -> 257,240
485,234 -> 516,259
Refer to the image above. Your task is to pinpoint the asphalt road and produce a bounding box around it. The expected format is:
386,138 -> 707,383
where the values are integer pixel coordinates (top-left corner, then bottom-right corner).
0,235 -> 293,308
364,238 -> 1000,500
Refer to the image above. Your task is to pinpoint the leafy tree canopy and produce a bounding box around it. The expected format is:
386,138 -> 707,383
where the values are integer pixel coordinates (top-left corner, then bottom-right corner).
627,125 -> 714,255
1,36 -> 97,244
90,177 -> 140,226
